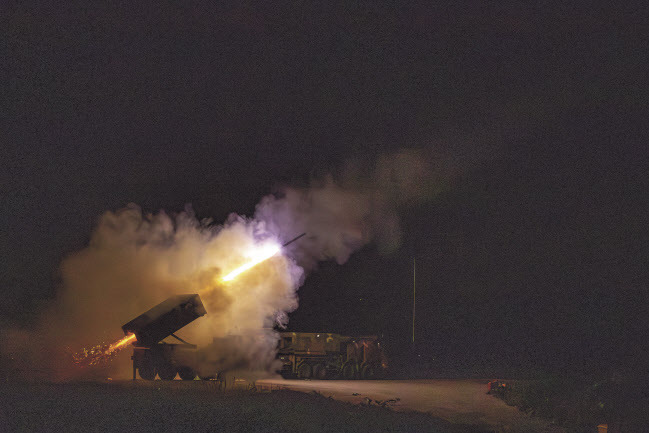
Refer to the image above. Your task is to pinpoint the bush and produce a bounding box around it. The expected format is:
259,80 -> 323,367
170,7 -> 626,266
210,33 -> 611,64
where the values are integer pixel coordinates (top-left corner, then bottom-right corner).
496,376 -> 603,432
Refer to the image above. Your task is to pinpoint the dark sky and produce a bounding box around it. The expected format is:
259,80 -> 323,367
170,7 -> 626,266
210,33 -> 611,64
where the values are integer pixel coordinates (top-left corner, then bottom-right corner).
2,3 -> 648,373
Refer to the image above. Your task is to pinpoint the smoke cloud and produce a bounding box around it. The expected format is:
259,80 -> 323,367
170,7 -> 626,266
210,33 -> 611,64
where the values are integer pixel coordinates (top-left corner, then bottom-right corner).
256,148 -> 449,268
2,148 -> 450,380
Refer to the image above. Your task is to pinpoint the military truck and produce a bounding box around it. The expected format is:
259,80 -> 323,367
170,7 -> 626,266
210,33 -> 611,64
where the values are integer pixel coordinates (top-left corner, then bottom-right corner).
277,332 -> 387,379
121,295 -> 388,381
122,294 -> 209,380
120,294 -> 278,380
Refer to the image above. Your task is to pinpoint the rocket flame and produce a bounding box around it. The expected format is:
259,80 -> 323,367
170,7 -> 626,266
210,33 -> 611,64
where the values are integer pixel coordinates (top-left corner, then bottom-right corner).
72,240 -> 283,370
221,242 -> 281,282
72,333 -> 136,367
108,333 -> 137,351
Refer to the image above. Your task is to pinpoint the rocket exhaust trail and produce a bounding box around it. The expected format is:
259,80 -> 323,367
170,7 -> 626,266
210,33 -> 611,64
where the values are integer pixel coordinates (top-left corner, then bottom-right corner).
221,233 -> 306,282
71,233 -> 307,367
71,333 -> 136,367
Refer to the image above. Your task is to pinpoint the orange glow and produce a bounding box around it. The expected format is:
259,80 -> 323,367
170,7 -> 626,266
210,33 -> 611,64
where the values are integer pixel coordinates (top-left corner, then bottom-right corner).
72,333 -> 136,367
109,333 -> 137,351
221,243 -> 281,282
73,241 -> 284,369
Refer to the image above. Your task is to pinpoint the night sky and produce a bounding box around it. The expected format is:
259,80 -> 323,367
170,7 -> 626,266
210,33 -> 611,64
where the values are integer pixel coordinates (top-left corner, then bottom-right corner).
3,3 -> 648,374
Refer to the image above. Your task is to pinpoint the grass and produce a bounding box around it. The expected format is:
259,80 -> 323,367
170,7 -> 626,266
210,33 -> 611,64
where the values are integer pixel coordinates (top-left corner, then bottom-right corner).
0,381 -> 494,433
492,374 -> 648,432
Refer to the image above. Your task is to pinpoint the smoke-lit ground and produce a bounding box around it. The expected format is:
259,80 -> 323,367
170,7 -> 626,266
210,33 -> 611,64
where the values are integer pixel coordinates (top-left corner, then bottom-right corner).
1,148 -> 450,381
4,1 -> 647,403
1,211 -> 302,380
0,380 -> 497,433
259,378 -> 564,433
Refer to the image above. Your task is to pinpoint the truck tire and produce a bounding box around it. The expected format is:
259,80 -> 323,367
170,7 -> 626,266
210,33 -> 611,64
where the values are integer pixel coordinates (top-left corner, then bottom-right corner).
297,362 -> 312,379
361,363 -> 376,380
177,366 -> 196,381
157,362 -> 177,380
139,363 -> 156,381
313,363 -> 327,380
199,375 -> 216,381
342,361 -> 357,380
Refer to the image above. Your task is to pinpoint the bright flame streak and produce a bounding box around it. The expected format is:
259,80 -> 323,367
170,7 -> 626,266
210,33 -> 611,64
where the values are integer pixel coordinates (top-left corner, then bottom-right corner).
221,243 -> 281,282
72,333 -> 136,367
73,241 -> 282,368
108,333 -> 137,352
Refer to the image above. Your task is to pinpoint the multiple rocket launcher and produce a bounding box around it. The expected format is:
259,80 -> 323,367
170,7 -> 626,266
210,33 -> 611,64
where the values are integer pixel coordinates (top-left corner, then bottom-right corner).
76,232 -> 386,380
72,233 -> 305,369
121,233 -> 306,347
120,293 -> 387,381
121,294 -> 206,347
70,232 -> 304,376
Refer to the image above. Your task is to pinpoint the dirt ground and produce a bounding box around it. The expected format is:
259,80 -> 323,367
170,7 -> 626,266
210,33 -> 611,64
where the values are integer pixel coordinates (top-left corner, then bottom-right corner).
0,380 -> 499,433
257,378 -> 565,433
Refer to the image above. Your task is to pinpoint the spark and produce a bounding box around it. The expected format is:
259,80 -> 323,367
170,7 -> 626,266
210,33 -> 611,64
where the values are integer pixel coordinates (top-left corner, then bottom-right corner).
72,333 -> 136,367
108,333 -> 137,351
72,242 -> 280,369
72,236 -> 298,369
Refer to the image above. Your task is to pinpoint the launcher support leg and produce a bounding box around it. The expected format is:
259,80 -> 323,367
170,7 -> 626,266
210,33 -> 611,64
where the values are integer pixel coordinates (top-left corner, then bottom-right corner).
132,354 -> 136,380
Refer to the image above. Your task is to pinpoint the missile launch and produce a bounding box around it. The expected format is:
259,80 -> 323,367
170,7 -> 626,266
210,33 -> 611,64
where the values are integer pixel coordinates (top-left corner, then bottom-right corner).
72,233 -> 307,367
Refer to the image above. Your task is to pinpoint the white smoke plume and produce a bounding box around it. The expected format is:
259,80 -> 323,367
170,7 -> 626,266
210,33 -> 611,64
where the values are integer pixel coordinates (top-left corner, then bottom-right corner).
3,208 -> 302,380
256,148 -> 448,268
2,148 -> 450,380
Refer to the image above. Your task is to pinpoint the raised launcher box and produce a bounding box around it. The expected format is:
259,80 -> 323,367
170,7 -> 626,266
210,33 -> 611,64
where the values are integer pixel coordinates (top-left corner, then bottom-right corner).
122,294 -> 206,347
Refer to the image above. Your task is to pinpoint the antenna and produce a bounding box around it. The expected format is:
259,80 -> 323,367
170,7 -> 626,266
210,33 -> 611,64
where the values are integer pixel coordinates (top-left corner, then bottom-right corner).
412,257 -> 416,345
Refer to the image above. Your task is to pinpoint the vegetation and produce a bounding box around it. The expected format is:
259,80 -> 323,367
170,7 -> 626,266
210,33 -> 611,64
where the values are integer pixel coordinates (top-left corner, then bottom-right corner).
491,374 -> 648,432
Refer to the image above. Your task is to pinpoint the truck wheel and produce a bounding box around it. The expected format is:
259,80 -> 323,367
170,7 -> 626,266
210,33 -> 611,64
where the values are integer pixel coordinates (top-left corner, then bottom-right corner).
361,363 -> 376,380
199,375 -> 216,381
297,363 -> 312,379
342,362 -> 357,380
313,363 -> 327,380
177,366 -> 196,381
157,362 -> 177,380
139,363 -> 156,381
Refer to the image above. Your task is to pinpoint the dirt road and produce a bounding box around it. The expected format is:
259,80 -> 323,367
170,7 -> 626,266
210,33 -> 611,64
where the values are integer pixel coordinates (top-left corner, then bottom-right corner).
257,378 -> 564,433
